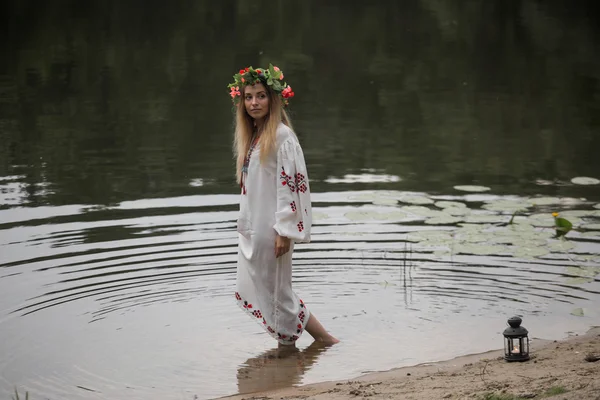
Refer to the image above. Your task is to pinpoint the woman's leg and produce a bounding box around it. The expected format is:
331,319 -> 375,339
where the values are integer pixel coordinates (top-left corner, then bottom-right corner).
305,313 -> 339,345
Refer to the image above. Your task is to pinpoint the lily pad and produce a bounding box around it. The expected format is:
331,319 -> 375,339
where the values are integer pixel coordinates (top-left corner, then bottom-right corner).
435,201 -> 467,209
559,210 -> 592,219
460,233 -> 490,243
514,246 -> 550,259
454,243 -> 506,256
347,193 -> 380,202
398,195 -> 434,205
458,223 -> 493,232
525,213 -> 555,228
464,214 -> 506,224
454,185 -> 491,193
326,173 -> 402,184
571,177 -> 600,185
570,307 -> 585,317
566,277 -> 593,285
372,198 -> 401,206
400,206 -> 444,218
482,200 -> 531,212
529,197 -> 562,206
567,266 -> 600,278
443,207 -> 471,216
407,230 -> 455,244
425,216 -> 463,225
548,241 -> 576,252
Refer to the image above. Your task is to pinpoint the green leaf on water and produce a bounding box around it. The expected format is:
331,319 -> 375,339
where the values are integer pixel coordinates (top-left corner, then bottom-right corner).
571,176 -> 600,185
567,266 -> 600,278
454,243 -> 506,256
425,216 -> 463,225
514,246 -> 550,259
482,200 -> 531,212
372,198 -> 400,206
464,214 -> 506,224
566,277 -> 593,285
400,205 -> 444,218
442,207 -> 471,216
453,185 -> 491,192
548,240 -> 576,252
525,213 -> 555,228
398,195 -> 434,205
434,201 -> 467,209
570,308 -> 584,317
529,197 -> 562,206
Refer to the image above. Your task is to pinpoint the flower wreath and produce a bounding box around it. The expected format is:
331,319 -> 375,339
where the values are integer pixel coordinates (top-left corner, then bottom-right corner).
227,64 -> 295,107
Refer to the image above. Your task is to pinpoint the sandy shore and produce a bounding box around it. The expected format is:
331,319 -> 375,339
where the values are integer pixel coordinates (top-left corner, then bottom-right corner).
222,327 -> 600,400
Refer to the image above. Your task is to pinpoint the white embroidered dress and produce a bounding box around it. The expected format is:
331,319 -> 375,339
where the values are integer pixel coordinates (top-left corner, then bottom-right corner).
235,122 -> 312,345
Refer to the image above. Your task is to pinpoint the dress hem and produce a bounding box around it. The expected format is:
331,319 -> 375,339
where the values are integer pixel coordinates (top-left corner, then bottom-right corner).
234,291 -> 310,345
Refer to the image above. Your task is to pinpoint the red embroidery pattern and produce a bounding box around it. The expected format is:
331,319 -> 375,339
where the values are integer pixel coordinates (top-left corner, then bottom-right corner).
295,173 -> 307,193
234,292 -> 307,344
297,221 -> 304,232
280,167 -> 296,192
290,201 -> 297,212
298,310 -> 306,323
280,169 -> 309,194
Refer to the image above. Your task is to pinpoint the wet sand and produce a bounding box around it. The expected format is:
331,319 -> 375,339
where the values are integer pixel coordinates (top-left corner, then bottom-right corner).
221,326 -> 600,400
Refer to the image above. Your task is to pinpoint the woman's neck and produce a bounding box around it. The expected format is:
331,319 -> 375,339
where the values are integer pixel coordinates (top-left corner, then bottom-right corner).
254,118 -> 265,133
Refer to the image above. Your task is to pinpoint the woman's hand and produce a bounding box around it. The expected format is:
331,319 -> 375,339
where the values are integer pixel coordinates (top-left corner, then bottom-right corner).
275,235 -> 291,258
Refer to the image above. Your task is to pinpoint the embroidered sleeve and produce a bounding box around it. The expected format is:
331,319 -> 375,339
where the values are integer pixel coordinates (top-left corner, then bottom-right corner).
273,137 -> 312,243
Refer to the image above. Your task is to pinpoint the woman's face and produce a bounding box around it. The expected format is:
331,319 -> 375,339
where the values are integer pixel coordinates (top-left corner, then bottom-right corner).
244,83 -> 270,121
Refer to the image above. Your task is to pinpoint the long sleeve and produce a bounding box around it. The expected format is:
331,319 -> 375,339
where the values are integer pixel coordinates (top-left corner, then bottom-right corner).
273,137 -> 312,243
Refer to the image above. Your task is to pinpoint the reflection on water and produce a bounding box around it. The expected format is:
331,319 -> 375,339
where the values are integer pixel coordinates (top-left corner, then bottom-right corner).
1,1 -> 600,399
237,341 -> 332,395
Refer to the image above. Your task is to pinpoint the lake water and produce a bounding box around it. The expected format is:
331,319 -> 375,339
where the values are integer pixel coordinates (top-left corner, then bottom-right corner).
1,1 -> 600,399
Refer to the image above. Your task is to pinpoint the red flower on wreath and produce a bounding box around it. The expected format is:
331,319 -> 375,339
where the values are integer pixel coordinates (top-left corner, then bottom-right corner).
282,86 -> 295,99
230,86 -> 241,99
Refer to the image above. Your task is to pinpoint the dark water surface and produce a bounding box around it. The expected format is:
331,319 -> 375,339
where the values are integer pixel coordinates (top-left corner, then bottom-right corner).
1,1 -> 600,399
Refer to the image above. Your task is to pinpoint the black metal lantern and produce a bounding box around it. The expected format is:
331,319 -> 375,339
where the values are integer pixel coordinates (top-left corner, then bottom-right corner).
503,316 -> 530,362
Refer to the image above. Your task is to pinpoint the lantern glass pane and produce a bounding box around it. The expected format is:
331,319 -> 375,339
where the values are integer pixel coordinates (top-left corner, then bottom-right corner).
510,338 -> 521,354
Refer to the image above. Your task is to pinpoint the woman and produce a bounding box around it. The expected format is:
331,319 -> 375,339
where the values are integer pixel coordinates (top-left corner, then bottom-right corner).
228,64 -> 339,346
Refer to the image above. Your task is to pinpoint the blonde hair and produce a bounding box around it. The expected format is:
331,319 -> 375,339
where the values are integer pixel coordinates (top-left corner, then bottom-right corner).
233,83 -> 293,183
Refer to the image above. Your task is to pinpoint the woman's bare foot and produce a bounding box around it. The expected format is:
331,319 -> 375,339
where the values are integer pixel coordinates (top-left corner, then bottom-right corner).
305,313 -> 340,345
